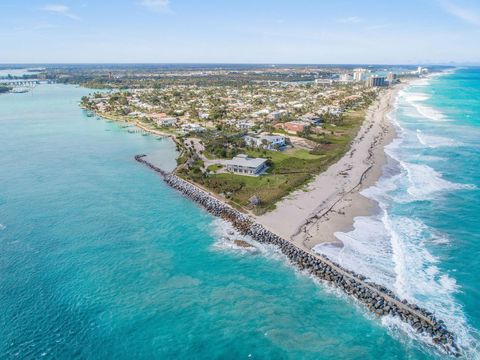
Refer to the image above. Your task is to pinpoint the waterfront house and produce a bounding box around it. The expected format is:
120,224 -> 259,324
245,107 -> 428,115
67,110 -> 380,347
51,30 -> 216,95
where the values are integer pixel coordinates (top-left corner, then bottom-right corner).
181,123 -> 205,132
154,117 -> 177,127
244,134 -> 286,150
225,154 -> 268,176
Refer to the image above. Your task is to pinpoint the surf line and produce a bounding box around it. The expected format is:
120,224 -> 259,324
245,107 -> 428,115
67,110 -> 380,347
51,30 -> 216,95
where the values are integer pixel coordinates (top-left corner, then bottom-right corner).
135,154 -> 460,357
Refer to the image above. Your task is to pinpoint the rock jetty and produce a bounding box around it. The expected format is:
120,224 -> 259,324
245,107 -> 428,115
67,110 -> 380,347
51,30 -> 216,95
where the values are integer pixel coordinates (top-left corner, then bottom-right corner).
135,155 -> 460,357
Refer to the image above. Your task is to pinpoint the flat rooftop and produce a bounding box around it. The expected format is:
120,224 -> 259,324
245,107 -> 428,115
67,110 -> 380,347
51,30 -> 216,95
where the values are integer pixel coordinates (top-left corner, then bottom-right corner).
227,154 -> 267,168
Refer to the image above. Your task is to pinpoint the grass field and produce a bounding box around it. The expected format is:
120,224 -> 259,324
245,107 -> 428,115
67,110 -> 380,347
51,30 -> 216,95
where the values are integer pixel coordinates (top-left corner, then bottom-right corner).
206,164 -> 223,172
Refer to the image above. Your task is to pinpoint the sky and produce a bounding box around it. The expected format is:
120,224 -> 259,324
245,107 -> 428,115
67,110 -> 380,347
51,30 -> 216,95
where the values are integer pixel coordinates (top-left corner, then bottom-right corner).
1,0 -> 480,64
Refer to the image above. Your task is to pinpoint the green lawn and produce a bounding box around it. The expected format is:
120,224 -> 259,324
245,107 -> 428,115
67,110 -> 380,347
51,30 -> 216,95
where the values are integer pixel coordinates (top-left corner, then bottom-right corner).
207,164 -> 223,172
202,172 -> 310,213
284,148 -> 325,160
246,148 -> 322,162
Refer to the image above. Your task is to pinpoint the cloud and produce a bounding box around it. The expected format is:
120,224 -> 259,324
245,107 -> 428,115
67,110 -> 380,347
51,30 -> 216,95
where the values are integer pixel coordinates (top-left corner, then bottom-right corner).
139,0 -> 171,12
337,16 -> 363,24
41,4 -> 80,20
439,0 -> 480,26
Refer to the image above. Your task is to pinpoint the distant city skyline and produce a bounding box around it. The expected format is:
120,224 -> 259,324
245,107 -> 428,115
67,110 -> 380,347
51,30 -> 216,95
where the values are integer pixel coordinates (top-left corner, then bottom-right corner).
2,0 -> 480,64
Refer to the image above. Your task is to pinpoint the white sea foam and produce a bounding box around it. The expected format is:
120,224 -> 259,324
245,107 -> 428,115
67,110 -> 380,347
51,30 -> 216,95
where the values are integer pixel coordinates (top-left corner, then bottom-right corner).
380,315 -> 445,355
210,218 -> 258,254
315,80 -> 480,356
210,218 -> 299,266
318,172 -> 479,356
401,161 -> 475,201
384,126 -> 474,202
404,92 -> 431,102
410,78 -> 431,87
409,100 -> 447,122
399,87 -> 448,122
211,87 -> 480,353
318,215 -> 396,288
0,224 -> 5,230
416,129 -> 460,148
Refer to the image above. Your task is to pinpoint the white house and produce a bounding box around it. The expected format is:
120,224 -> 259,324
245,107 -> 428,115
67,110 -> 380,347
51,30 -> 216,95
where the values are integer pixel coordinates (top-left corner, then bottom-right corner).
251,109 -> 270,118
268,110 -> 287,120
225,154 -> 268,176
236,120 -> 255,130
244,134 -> 286,150
154,117 -> 177,127
181,123 -> 205,132
319,106 -> 343,116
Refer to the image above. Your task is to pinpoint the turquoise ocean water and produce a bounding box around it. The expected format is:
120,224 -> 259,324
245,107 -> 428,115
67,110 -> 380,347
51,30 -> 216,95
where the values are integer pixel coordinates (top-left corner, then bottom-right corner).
316,68 -> 480,359
0,74 -> 478,359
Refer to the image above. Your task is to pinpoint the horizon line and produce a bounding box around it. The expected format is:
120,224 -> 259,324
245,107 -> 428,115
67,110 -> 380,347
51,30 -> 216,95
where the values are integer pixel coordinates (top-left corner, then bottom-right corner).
0,62 -> 472,67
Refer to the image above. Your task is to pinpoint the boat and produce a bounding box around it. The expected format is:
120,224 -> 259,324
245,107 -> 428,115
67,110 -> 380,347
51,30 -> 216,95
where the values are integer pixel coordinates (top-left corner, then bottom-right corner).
11,88 -> 29,94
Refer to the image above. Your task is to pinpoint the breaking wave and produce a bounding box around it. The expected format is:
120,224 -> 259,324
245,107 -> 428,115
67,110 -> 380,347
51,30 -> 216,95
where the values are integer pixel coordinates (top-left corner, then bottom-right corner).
415,129 -> 460,148
401,161 -> 475,201
315,72 -> 479,357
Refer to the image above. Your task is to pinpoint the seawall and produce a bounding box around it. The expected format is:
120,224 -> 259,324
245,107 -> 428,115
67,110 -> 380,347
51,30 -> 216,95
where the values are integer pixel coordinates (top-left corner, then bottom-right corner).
135,154 -> 460,357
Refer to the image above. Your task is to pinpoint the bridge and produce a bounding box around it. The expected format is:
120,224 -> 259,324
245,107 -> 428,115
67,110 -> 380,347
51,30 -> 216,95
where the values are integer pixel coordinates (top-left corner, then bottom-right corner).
0,79 -> 40,87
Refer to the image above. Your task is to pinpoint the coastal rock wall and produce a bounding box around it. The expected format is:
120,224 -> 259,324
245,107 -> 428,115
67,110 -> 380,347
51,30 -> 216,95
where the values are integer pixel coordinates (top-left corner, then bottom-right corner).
134,154 -> 170,178
135,155 -> 460,356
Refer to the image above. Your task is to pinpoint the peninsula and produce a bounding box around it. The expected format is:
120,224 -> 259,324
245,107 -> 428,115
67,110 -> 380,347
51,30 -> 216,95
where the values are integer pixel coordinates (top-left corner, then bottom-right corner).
74,64 -> 460,354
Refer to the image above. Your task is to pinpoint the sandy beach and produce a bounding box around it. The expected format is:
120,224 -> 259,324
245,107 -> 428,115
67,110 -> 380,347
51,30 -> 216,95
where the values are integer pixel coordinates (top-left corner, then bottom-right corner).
256,84 -> 404,251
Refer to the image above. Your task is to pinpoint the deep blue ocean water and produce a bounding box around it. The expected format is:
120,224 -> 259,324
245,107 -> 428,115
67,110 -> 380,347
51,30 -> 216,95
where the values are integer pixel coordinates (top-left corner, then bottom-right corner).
0,75 -> 478,359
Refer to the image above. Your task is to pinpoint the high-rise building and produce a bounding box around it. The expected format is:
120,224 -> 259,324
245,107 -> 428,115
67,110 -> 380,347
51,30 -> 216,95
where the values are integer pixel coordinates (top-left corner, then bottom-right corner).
339,73 -> 353,83
387,72 -> 397,83
367,76 -> 386,87
416,66 -> 429,74
353,68 -> 368,82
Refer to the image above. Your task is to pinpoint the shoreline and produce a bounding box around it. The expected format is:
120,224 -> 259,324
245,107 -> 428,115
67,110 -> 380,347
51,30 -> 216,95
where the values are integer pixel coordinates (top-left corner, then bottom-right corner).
255,82 -> 406,251
84,109 -> 180,142
134,156 -> 459,355
92,83 -> 405,254
132,77 -> 462,355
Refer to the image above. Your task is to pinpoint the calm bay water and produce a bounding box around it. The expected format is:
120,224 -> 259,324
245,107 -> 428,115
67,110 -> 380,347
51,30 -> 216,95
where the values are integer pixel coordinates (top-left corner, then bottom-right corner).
0,82 -> 475,359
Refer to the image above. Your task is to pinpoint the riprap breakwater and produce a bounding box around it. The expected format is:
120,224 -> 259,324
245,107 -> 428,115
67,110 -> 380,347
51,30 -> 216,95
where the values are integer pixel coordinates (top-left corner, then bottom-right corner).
135,154 -> 460,356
